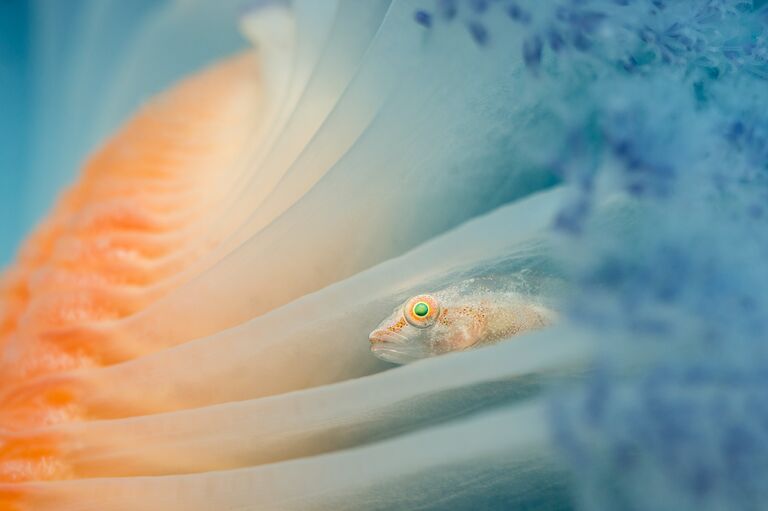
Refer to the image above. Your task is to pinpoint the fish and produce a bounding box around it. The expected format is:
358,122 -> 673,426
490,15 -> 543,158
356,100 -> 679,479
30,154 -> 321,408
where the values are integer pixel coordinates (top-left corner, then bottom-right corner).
369,279 -> 556,364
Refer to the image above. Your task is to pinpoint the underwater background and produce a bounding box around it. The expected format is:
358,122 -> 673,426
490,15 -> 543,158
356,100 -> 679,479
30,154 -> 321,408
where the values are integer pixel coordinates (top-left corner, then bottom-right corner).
1,1 -> 768,510
0,0 -> 30,264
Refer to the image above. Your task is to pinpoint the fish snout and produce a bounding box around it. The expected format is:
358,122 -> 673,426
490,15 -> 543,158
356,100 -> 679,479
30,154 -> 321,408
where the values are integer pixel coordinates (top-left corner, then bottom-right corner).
368,327 -> 429,364
368,328 -> 406,346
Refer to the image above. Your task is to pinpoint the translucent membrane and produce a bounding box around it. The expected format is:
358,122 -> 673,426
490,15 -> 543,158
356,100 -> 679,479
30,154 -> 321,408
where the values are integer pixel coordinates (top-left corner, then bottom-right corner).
104,0 -> 559,354
203,0 -> 393,252
10,328 -> 589,478
3,402 -> 571,511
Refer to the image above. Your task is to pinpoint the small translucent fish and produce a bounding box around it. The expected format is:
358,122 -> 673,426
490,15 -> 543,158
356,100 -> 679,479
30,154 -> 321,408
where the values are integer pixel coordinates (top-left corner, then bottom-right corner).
369,278 -> 556,364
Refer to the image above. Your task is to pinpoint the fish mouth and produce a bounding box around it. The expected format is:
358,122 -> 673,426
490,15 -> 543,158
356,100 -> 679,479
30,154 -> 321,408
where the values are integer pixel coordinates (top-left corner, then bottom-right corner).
368,329 -> 430,364
368,328 -> 408,346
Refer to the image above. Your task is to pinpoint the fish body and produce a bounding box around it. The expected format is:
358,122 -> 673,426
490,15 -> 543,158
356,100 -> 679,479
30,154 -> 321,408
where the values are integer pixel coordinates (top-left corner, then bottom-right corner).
369,279 -> 555,364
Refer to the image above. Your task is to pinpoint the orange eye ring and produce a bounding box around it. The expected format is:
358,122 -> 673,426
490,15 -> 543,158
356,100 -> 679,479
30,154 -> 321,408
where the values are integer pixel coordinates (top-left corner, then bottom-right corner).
403,294 -> 440,328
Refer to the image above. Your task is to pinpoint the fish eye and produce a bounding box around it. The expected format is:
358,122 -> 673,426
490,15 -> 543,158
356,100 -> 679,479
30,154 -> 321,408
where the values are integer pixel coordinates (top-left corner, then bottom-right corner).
404,294 -> 440,328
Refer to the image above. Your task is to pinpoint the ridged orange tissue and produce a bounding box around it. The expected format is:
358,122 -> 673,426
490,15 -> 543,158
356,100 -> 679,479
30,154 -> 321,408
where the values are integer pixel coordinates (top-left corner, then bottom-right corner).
0,51 -> 262,484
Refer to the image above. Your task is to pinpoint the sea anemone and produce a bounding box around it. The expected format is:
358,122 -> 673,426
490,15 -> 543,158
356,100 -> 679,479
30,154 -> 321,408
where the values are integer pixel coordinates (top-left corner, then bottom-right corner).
1,1 -> 767,510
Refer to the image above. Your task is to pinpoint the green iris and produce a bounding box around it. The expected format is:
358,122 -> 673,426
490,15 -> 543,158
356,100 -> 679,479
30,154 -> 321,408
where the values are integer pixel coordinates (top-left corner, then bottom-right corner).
413,302 -> 430,317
